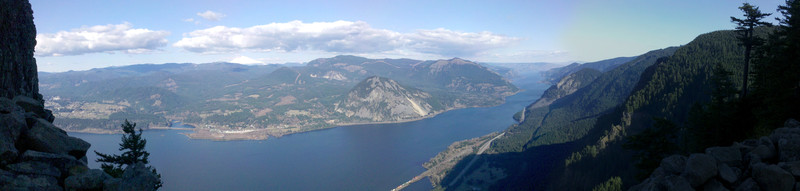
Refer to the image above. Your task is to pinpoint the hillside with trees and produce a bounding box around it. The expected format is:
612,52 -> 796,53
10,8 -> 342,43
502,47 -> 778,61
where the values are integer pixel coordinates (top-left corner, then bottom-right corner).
40,56 -> 518,140
434,1 -> 800,190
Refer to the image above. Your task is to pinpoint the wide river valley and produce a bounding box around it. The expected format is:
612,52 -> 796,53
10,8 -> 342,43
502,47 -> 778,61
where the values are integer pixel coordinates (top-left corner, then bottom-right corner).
72,79 -> 547,190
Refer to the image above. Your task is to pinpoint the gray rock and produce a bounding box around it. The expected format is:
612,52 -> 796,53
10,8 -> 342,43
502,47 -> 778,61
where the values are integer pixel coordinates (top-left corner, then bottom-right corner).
629,175 -> 695,191
12,95 -> 53,122
751,163 -> 793,191
661,155 -> 688,174
771,127 -> 800,162
650,166 -> 668,177
682,153 -> 718,187
778,161 -> 800,178
707,146 -> 743,167
749,145 -> 776,161
20,150 -> 86,177
664,175 -> 694,191
747,153 -> 763,168
65,169 -> 112,191
760,136 -> 776,152
777,138 -> 800,162
0,97 -> 25,165
719,163 -> 739,184
0,174 -> 61,191
703,179 -> 729,191
103,162 -> 159,191
732,142 -> 756,156
741,139 -> 760,148
735,178 -> 760,191
21,118 -> 90,159
7,161 -> 61,177
785,119 -> 800,128
0,0 -> 41,102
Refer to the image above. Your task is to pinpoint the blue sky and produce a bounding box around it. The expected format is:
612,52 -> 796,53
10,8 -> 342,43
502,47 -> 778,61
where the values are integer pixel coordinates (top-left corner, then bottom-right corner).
30,0 -> 784,72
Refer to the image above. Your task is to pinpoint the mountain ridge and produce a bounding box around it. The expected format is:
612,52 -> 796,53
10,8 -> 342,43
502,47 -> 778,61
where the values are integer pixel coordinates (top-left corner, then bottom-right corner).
40,56 -> 518,140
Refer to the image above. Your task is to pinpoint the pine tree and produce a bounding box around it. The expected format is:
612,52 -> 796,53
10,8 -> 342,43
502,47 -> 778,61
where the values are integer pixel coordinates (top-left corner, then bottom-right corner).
731,3 -> 772,97
95,119 -> 162,189
752,0 -> 800,129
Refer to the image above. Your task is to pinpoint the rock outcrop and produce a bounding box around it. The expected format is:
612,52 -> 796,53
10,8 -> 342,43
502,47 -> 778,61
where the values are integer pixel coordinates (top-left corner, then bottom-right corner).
0,0 -> 160,190
0,0 -> 40,102
336,76 -> 436,121
530,68 -> 602,109
631,119 -> 800,191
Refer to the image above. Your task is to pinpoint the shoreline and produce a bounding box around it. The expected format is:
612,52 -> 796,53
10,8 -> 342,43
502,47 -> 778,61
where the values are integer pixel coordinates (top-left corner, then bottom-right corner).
64,90 -> 522,141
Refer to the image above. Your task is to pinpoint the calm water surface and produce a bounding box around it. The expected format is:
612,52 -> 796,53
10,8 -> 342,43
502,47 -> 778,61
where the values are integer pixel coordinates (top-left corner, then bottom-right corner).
72,80 -> 547,191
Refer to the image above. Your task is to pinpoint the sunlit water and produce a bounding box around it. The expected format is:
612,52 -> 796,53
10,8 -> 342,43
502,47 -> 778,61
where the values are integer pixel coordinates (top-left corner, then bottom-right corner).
72,79 -> 547,191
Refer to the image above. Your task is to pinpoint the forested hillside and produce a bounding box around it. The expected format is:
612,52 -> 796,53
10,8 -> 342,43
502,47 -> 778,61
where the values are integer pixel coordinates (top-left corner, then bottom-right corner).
541,56 -> 635,84
437,5 -> 800,188
428,47 -> 675,190
547,28 -> 755,190
40,56 -> 518,139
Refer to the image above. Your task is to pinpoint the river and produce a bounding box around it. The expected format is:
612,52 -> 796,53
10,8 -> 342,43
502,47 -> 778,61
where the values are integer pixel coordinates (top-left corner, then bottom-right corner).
71,78 -> 547,191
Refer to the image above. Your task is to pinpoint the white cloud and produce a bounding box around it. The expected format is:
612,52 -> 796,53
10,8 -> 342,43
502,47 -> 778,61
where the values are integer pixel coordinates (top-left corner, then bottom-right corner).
407,29 -> 520,57
230,56 -> 264,65
174,20 -> 402,54
197,10 -> 226,21
173,20 -> 519,57
35,22 -> 169,56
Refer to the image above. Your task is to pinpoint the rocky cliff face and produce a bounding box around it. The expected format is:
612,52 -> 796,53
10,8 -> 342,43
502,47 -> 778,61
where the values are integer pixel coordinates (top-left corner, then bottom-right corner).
0,1 -> 159,190
336,76 -> 435,122
631,119 -> 800,191
0,0 -> 41,102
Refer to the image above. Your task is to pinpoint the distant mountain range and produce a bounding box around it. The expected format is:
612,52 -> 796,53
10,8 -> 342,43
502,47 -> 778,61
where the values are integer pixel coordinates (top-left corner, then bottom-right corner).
40,55 -> 518,139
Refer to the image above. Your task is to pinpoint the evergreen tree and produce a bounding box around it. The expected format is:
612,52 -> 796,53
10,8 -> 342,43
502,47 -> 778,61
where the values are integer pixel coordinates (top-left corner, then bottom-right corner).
752,0 -> 800,128
623,118 -> 679,179
95,119 -> 162,189
731,3 -> 772,97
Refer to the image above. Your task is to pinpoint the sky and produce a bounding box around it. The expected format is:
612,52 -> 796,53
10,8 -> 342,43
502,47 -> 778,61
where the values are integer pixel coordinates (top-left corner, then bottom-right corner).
30,0 -> 785,72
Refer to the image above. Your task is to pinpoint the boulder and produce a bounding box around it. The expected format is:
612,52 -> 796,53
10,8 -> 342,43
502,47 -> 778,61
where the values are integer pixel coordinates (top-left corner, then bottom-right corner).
759,137 -> 775,151
663,175 -> 694,191
661,155 -> 687,174
0,173 -> 61,191
7,161 -> 61,177
731,142 -> 755,156
741,139 -> 760,148
20,150 -> 87,178
778,161 -> 800,178
735,178 -> 760,191
718,164 -> 739,185
21,118 -> 90,159
748,145 -> 776,161
751,163 -> 793,191
0,97 -> 25,165
707,146 -> 743,167
785,118 -> 800,128
770,127 -> 800,162
682,153 -> 718,187
703,179 -> 729,191
103,162 -> 160,191
628,181 -> 657,191
629,175 -> 694,191
65,169 -> 112,191
12,95 -> 53,122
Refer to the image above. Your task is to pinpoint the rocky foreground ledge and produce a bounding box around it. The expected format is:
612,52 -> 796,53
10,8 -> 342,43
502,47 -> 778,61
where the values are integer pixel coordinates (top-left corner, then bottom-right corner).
631,119 -> 800,191
0,96 -> 159,190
